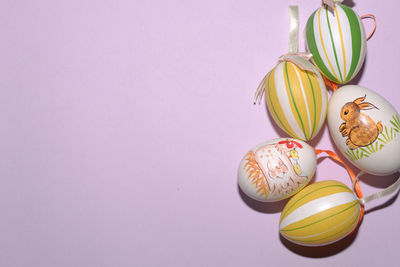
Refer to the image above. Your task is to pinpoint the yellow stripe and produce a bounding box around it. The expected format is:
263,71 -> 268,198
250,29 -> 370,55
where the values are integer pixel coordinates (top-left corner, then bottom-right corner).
309,72 -> 323,134
297,69 -> 322,138
281,201 -> 359,239
285,63 -> 311,140
280,181 -> 349,221
335,7 -> 346,81
286,205 -> 359,245
265,66 -> 298,139
318,8 -> 340,81
282,200 -> 360,237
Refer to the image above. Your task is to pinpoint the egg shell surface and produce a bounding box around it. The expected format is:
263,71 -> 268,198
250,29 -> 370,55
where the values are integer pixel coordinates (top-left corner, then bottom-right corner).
265,61 -> 328,141
305,4 -> 366,84
237,138 -> 316,202
328,85 -> 400,176
279,180 -> 361,247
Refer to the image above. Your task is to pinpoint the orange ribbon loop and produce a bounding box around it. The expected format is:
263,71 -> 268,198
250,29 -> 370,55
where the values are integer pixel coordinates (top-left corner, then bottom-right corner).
361,14 -> 376,41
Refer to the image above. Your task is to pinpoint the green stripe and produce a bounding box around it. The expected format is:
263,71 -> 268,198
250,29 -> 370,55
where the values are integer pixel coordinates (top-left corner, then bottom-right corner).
290,209 -> 359,243
325,8 -> 343,81
281,201 -> 359,232
284,62 -> 308,140
305,71 -> 317,138
305,10 -> 337,82
267,71 -> 291,136
340,4 -> 362,81
281,184 -> 349,219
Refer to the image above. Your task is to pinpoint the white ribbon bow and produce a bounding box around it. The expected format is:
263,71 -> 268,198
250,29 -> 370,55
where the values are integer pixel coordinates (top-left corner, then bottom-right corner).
322,0 -> 344,11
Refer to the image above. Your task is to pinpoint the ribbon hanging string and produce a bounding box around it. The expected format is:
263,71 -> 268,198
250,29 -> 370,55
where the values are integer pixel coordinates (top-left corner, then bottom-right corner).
288,5 -> 299,53
253,6 -> 315,105
281,6 -> 314,71
353,171 -> 400,205
315,149 -> 400,230
323,0 -> 344,11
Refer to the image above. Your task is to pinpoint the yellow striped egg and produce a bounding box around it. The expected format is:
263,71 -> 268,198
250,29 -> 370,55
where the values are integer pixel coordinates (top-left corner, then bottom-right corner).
305,4 -> 366,84
279,180 -> 361,246
265,61 -> 328,141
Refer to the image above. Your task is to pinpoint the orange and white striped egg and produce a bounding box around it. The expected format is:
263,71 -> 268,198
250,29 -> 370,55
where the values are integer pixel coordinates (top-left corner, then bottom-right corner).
279,180 -> 361,246
265,61 -> 328,141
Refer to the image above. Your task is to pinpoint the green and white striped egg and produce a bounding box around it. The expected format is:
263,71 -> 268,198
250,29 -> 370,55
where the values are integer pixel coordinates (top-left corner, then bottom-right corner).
279,180 -> 361,246
265,61 -> 328,141
305,4 -> 366,84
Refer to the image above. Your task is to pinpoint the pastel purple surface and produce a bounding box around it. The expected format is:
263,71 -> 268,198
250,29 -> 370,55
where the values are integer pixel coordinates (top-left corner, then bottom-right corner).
1,0 -> 399,266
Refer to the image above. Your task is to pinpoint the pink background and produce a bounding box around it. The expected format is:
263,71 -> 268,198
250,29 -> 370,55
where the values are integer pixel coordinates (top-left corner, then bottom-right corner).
1,0 -> 399,266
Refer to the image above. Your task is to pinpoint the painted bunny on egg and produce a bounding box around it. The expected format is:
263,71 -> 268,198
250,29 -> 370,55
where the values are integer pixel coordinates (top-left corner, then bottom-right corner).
339,95 -> 383,149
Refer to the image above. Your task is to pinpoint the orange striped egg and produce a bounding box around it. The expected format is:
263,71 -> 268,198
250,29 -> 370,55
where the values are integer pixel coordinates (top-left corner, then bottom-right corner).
237,138 -> 316,202
265,61 -> 328,141
305,4 -> 366,84
279,180 -> 361,246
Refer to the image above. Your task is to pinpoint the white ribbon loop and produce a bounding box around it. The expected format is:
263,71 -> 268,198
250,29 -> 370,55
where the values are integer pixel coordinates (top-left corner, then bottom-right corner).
352,171 -> 400,206
288,6 -> 299,53
254,6 -> 317,105
253,72 -> 269,105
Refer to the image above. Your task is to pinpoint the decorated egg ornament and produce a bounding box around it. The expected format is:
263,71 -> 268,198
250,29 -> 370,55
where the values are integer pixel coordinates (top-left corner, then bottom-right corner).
254,6 -> 328,142
263,61 -> 328,141
240,3 -> 400,249
279,180 -> 361,246
238,138 -> 316,202
328,85 -> 400,176
305,3 -> 366,84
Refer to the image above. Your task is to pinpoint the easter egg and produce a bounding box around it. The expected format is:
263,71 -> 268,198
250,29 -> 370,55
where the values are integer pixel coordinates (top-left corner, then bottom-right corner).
237,138 -> 316,202
328,85 -> 400,176
265,61 -> 328,141
305,4 -> 366,84
279,180 -> 361,246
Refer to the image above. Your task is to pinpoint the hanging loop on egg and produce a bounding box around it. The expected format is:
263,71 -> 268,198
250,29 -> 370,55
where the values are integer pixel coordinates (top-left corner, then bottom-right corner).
288,5 -> 299,53
352,171 -> 400,205
253,6 -> 303,105
352,172 -> 366,205
253,71 -> 269,105
277,53 -> 315,72
322,0 -> 344,12
361,14 -> 377,41
253,6 -> 317,105
282,6 -> 316,72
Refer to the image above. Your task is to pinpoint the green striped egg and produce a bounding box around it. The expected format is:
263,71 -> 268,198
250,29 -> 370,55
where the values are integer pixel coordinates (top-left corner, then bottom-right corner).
279,180 -> 361,246
305,4 -> 366,84
265,61 -> 328,141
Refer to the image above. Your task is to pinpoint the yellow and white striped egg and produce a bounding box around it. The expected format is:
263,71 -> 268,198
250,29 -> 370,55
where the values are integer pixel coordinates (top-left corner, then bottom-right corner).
279,180 -> 361,246
265,61 -> 328,141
